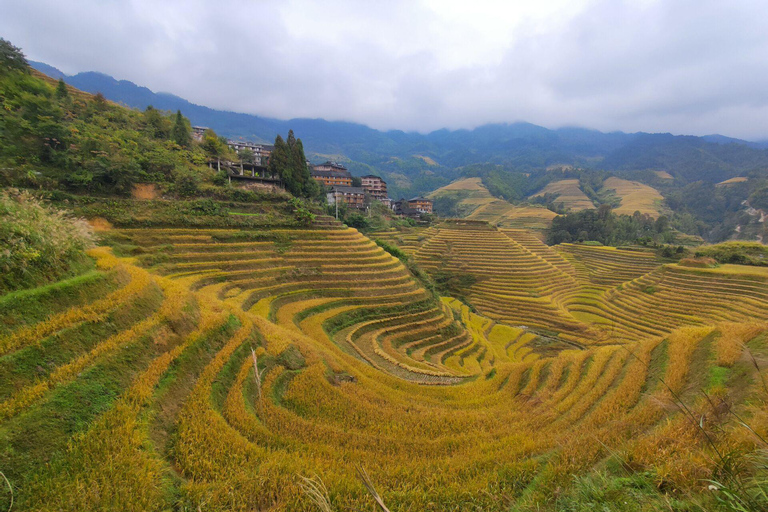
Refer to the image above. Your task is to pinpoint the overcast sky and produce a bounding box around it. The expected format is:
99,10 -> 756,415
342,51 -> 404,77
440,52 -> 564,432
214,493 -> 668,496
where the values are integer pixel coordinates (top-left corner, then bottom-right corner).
3,0 -> 768,139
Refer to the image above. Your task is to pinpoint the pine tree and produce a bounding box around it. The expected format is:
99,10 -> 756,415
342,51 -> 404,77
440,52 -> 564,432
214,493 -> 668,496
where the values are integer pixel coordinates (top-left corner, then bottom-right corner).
55,78 -> 69,99
172,110 -> 191,147
0,38 -> 28,74
292,138 -> 317,197
269,134 -> 292,189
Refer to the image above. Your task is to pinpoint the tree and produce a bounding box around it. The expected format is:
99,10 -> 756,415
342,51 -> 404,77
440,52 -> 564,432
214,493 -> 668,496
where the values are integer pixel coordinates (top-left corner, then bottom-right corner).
269,130 -> 318,198
239,148 -> 255,165
172,110 -> 191,148
0,38 -> 28,75
143,106 -> 170,139
268,134 -> 291,184
55,78 -> 69,99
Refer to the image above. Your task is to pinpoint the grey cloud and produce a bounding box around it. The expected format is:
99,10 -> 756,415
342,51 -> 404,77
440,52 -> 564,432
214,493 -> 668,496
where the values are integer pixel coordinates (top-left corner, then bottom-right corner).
2,0 -> 768,139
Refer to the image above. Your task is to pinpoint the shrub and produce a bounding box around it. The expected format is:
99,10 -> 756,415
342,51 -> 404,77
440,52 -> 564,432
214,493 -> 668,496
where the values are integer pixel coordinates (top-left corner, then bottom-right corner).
0,188 -> 94,292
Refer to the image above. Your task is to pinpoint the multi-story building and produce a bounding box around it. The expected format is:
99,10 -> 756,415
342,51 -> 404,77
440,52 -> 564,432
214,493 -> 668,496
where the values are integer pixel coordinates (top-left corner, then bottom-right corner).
327,186 -> 366,209
227,140 -> 273,167
407,196 -> 433,214
361,175 -> 387,201
311,162 -> 353,187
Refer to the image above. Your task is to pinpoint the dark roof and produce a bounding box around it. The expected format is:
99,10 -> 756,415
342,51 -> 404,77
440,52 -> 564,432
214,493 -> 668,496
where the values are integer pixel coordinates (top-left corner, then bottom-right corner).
315,161 -> 348,170
312,170 -> 352,179
328,186 -> 365,194
408,196 -> 431,202
361,174 -> 385,181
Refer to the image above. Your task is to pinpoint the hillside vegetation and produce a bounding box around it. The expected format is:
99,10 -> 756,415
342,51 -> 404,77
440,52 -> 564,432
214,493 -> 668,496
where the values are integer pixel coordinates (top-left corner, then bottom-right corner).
2,40 -> 768,512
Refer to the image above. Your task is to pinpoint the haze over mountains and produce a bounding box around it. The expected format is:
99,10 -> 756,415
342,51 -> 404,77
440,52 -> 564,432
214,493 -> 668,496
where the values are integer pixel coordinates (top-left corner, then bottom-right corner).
32,60 -> 768,196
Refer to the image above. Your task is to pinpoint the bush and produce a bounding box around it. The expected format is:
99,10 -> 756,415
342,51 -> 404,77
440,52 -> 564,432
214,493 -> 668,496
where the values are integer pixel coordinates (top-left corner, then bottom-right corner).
695,242 -> 768,266
0,188 -> 94,292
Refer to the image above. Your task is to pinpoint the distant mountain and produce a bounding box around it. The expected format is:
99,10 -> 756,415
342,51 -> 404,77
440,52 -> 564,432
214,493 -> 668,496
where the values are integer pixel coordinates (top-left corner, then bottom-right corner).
31,61 -> 768,197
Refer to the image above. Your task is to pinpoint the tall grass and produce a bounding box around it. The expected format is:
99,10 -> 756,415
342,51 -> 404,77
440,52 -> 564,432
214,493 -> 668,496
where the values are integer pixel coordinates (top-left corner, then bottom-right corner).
0,188 -> 93,293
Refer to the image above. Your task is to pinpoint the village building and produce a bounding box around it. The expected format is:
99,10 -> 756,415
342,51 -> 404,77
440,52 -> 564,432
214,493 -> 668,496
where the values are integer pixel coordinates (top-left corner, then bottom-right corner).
191,126 -> 208,142
227,140 -> 273,167
361,175 -> 388,201
407,196 -> 433,214
394,197 -> 433,217
327,186 -> 366,209
311,162 -> 353,187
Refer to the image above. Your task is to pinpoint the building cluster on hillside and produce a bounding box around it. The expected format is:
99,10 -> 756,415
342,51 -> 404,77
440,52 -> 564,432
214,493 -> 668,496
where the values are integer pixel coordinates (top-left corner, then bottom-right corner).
192,128 -> 433,217
310,161 -> 429,216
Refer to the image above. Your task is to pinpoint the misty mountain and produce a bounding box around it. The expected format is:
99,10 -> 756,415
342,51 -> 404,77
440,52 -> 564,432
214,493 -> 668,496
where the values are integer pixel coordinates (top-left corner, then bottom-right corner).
31,61 -> 768,196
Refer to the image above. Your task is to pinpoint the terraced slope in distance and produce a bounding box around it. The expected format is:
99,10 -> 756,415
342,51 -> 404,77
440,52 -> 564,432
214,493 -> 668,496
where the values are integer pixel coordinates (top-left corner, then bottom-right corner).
602,177 -> 666,217
430,177 -> 558,231
529,178 -> 595,211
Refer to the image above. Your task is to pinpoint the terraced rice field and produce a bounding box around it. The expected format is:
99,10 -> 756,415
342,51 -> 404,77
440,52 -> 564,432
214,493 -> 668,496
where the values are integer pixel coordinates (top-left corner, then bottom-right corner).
602,177 -> 665,217
430,177 -> 558,231
529,178 -> 595,211
3,222 -> 768,511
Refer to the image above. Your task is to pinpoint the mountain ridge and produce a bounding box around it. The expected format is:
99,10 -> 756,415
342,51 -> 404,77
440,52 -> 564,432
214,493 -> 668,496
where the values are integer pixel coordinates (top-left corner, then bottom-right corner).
31,60 -> 768,197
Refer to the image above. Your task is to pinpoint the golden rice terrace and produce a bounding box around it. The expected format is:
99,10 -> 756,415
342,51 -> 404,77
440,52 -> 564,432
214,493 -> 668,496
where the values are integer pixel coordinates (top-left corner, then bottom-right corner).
2,220 -> 768,511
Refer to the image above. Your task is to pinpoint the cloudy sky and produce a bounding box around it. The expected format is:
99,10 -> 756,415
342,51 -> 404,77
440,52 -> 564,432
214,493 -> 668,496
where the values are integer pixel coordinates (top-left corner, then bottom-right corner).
3,0 -> 768,139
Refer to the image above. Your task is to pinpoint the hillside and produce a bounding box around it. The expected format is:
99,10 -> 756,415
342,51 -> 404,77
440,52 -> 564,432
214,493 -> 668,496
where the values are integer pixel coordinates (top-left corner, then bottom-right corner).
31,62 -> 768,197
2,43 -> 768,512
430,178 -> 557,232
602,177 -> 666,217
529,178 -> 596,211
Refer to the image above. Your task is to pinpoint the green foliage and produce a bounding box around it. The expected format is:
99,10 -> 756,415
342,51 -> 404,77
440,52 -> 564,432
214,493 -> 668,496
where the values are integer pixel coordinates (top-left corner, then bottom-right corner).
547,206 -> 674,246
171,109 -> 191,148
748,185 -> 768,210
0,58 -> 221,197
374,239 -> 408,261
695,242 -> 768,266
0,38 -> 27,75
0,189 -> 93,293
432,270 -> 477,299
432,191 -> 471,217
344,212 -> 370,230
55,78 -> 68,99
269,130 -> 318,199
289,198 -> 316,226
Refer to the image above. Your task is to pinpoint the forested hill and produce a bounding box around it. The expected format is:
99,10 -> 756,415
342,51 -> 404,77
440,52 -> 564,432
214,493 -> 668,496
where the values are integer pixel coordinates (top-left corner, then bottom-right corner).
32,62 -> 768,179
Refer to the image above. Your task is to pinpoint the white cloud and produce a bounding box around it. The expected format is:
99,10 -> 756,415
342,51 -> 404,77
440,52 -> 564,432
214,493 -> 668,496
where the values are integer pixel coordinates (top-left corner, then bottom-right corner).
2,0 -> 768,139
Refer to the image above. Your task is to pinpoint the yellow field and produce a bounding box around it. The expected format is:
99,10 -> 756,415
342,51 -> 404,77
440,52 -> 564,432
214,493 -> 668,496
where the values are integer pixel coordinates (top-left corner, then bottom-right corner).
654,170 -> 674,180
602,177 -> 666,217
717,176 -> 749,186
3,222 -> 768,511
529,178 -> 595,211
430,178 -> 558,230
